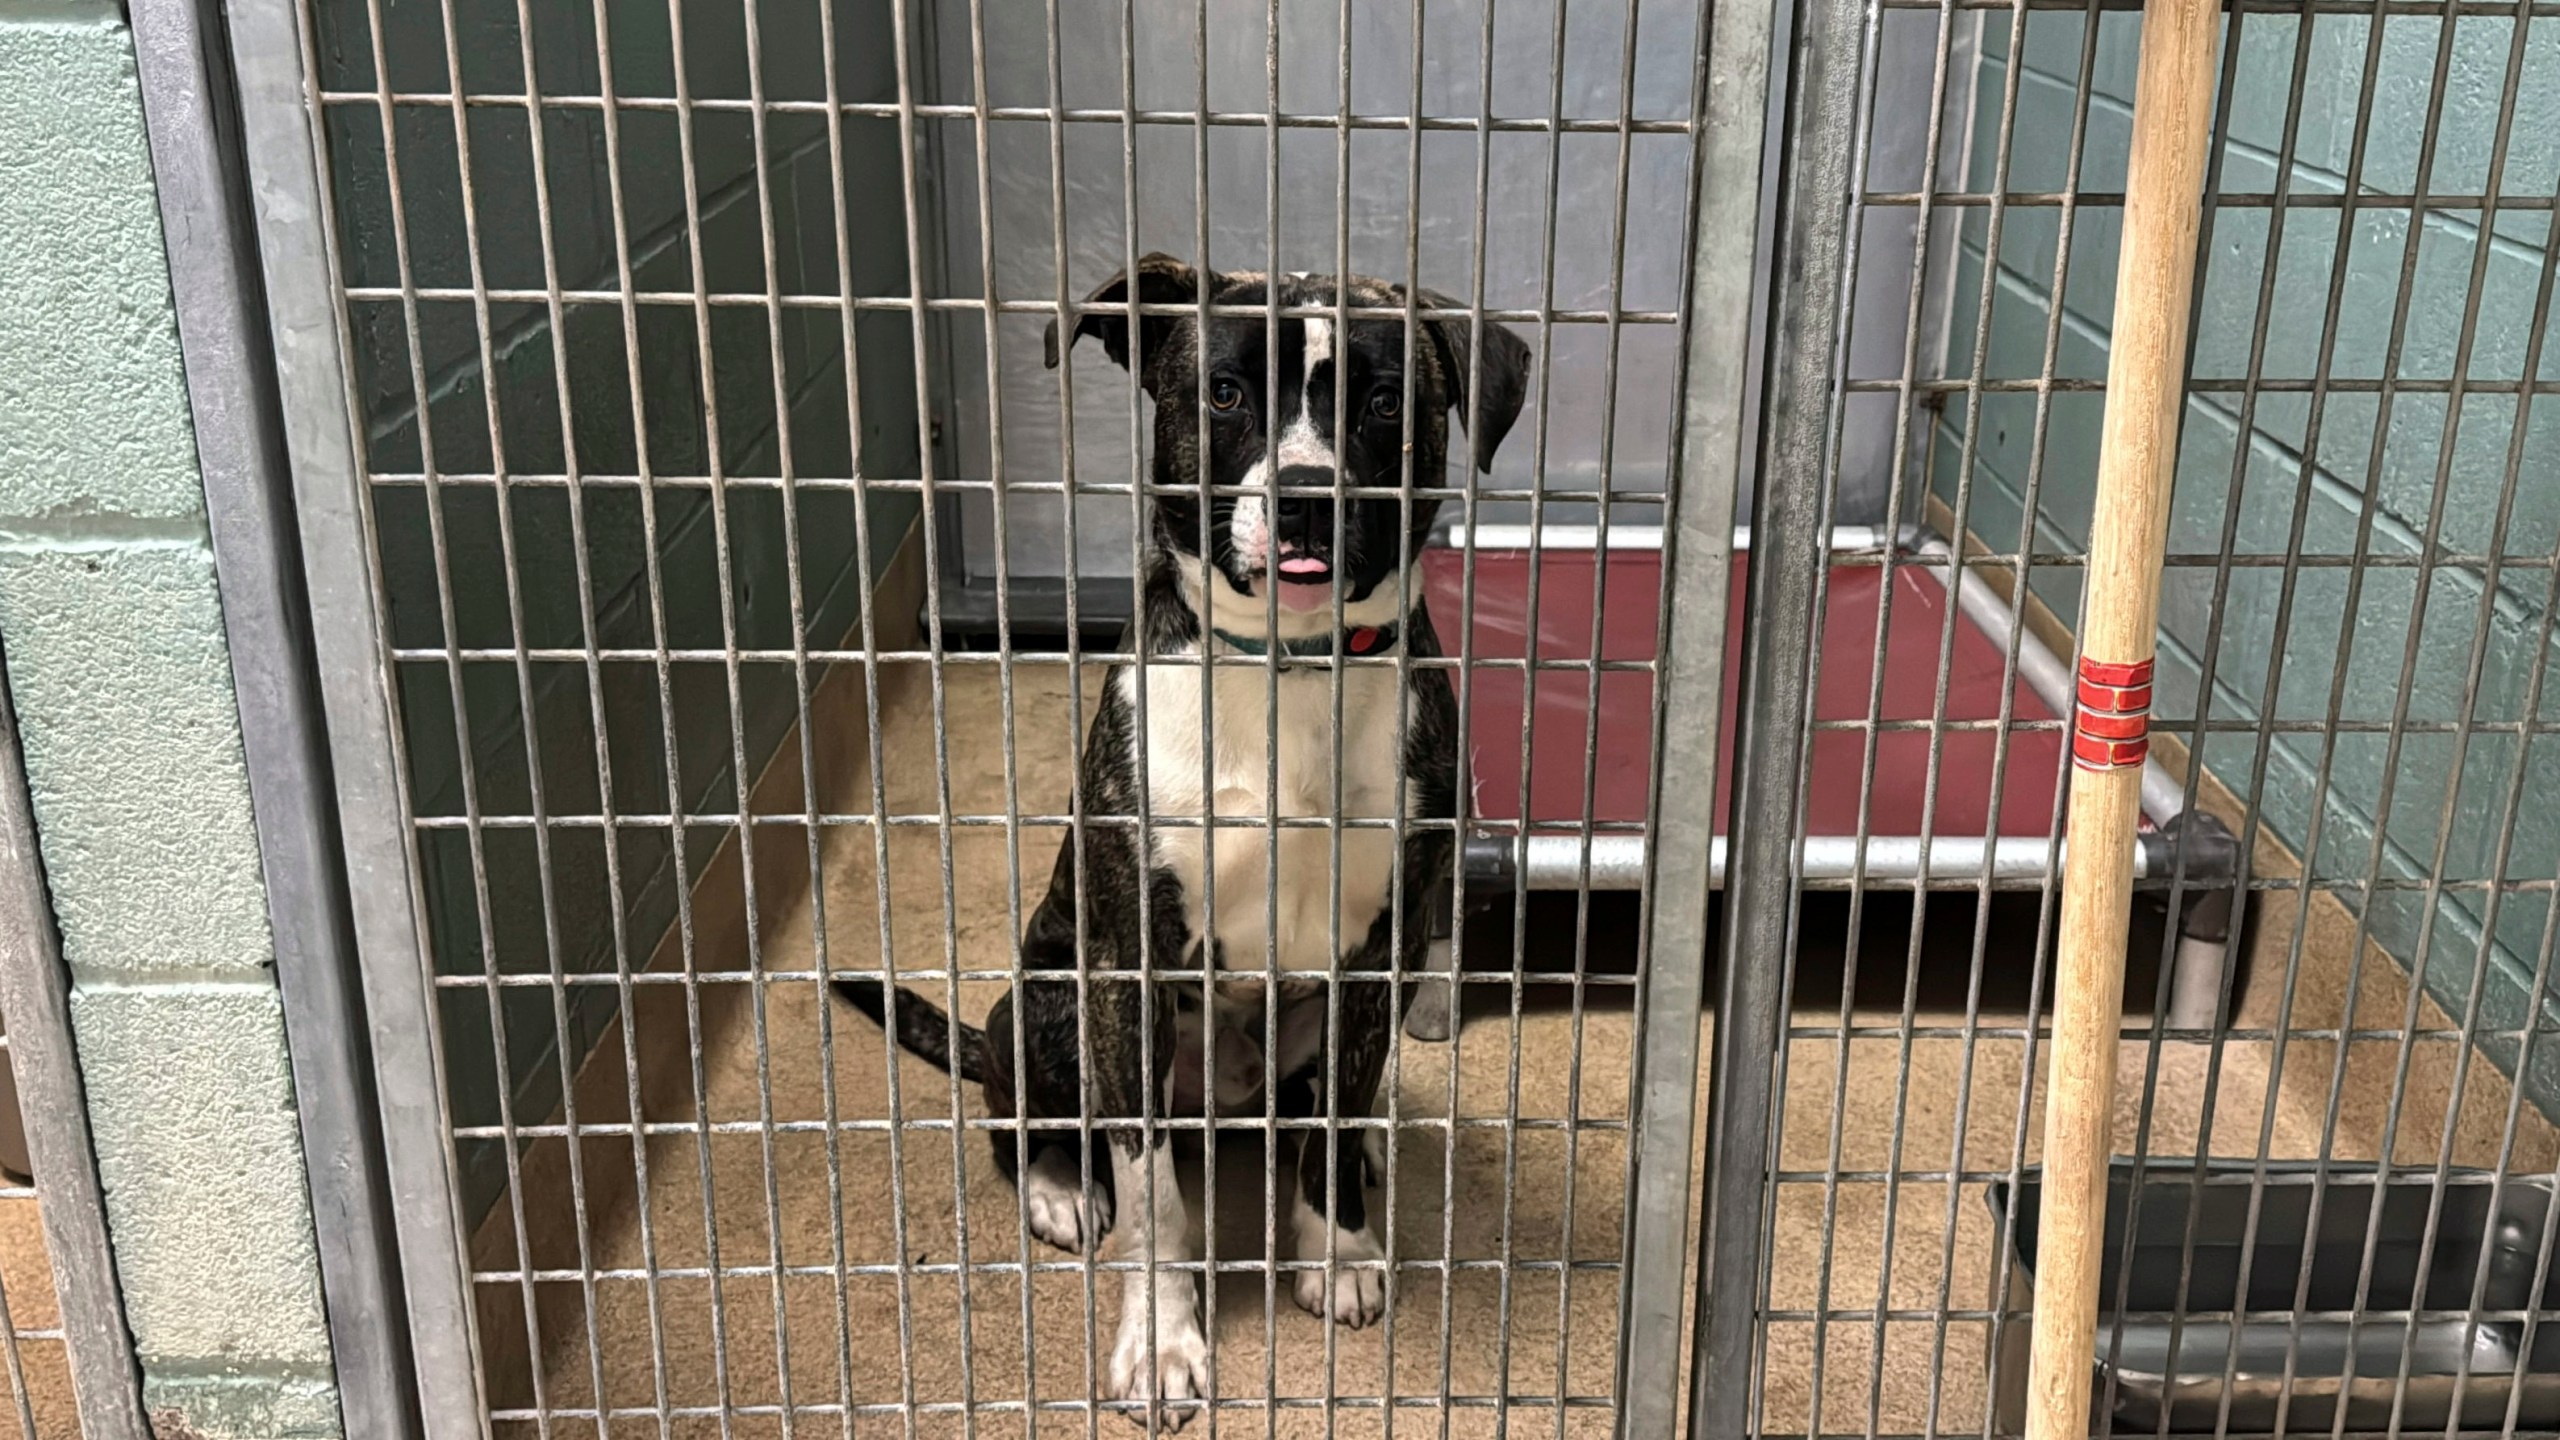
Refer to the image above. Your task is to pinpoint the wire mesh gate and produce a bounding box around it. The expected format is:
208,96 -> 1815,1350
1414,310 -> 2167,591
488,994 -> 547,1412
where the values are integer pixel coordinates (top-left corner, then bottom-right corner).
1698,0 -> 2560,1434
212,0 -> 2560,1427
225,0 -> 1756,1429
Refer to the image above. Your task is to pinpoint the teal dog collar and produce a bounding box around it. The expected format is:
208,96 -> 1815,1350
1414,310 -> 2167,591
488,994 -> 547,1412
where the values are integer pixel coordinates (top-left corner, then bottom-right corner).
1208,621 -> 1401,659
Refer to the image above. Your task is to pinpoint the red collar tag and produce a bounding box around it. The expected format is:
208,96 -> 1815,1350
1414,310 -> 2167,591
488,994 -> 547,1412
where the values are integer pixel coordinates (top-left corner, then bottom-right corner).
1348,627 -> 1381,654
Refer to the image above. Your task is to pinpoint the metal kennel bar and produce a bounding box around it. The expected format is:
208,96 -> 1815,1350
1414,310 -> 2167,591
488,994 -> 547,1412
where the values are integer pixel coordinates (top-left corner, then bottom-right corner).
124,0 -> 423,1428
1686,0 -> 1858,1424
1607,0 -> 1771,1419
221,3 -> 492,1431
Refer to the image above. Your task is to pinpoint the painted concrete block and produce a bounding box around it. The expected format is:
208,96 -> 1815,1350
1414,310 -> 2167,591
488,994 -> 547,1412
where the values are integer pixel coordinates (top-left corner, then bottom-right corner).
0,15 -> 204,527
142,1369 -> 343,1440
67,983 -> 334,1372
2221,15 -> 2374,178
0,542 -> 275,979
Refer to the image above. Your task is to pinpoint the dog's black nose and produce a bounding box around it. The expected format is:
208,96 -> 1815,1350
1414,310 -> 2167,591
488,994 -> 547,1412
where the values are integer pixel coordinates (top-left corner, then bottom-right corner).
1272,465 -> 1338,530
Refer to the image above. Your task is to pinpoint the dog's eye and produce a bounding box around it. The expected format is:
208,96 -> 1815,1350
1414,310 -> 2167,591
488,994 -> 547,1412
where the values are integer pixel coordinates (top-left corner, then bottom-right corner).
1209,378 -> 1245,412
1370,388 -> 1403,420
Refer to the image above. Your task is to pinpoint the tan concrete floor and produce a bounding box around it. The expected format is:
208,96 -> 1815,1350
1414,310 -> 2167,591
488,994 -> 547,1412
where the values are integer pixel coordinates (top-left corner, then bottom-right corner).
0,1191 -> 78,1439
480,658 -> 2557,1439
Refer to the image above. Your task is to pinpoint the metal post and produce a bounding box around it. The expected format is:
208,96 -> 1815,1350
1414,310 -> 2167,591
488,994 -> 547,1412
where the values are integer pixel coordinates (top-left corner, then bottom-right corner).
122,2 -> 421,1434
1686,0 -> 1864,1430
216,1 -> 491,1433
1610,0 -> 1774,1424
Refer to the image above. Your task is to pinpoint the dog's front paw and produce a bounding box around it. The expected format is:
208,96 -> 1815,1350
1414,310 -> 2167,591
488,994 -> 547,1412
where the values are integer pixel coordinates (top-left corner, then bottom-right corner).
1291,1223 -> 1388,1328
1024,1149 -> 1112,1252
1106,1304 -> 1212,1430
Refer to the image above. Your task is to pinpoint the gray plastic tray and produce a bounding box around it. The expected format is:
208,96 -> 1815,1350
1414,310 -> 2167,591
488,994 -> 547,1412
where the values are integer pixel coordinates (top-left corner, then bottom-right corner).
1987,1161 -> 2560,1434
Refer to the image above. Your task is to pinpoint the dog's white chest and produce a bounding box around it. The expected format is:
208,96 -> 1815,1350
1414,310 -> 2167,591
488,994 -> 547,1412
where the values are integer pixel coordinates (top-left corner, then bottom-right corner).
1125,658 -> 1406,973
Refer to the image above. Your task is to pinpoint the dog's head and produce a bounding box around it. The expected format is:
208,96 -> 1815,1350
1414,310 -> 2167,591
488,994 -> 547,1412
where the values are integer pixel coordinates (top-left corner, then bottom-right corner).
1045,255 -> 1532,632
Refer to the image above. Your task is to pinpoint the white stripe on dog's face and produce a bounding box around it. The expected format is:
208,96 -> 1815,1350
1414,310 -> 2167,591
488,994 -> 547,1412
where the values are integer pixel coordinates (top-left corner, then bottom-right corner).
1271,415 -> 1333,469
1295,319 -> 1335,464
1293,317 -> 1336,467
1225,314 -> 1339,572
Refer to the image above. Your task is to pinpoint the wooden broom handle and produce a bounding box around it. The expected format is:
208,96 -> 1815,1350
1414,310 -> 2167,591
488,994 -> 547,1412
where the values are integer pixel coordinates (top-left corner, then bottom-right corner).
2024,0 -> 2221,1435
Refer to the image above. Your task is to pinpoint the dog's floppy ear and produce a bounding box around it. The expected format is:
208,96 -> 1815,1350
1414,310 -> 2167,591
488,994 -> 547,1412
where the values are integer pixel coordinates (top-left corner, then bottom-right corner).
1416,290 -> 1533,473
1045,253 -> 1199,373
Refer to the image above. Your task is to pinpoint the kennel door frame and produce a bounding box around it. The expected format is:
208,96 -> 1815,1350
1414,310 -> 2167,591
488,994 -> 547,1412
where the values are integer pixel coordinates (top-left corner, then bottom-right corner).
1610,0 -> 1780,1430
126,0 -> 428,1433
220,1 -> 495,1437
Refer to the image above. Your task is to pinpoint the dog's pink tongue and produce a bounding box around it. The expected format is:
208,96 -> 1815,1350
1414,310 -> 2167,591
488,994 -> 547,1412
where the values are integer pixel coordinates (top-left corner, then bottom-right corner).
1274,555 -> 1331,612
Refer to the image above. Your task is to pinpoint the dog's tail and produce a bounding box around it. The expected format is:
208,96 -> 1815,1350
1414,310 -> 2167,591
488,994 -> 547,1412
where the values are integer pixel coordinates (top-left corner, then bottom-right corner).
832,978 -> 986,1084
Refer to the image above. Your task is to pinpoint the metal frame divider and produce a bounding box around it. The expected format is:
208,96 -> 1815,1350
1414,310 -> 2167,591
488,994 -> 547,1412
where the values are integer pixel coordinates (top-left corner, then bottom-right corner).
1610,0 -> 1778,1428
126,1 -> 423,1435
218,1 -> 494,1435
1690,0 -> 1866,1429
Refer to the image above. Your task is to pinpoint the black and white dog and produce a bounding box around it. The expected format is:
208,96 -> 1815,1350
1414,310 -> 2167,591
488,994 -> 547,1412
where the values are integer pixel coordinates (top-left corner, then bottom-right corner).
838,255 -> 1529,1422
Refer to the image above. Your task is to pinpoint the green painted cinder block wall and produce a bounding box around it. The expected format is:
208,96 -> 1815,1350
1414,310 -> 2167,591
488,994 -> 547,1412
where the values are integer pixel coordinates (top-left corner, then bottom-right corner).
1933,10 -> 2560,1104
0,5 -> 340,1437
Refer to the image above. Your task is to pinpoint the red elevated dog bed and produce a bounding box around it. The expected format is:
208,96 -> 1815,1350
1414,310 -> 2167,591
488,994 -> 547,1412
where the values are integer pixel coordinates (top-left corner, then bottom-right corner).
1400,526 -> 2236,1035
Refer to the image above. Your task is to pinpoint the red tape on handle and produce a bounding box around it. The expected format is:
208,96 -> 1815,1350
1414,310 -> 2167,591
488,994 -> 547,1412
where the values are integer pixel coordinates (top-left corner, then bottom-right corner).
2072,656 -> 2153,772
